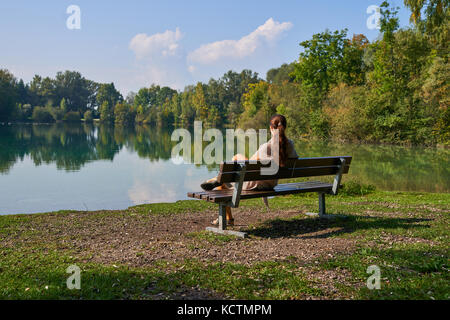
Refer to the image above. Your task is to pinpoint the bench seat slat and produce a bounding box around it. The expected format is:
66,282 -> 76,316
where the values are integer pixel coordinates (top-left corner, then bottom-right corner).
188,181 -> 333,203
187,180 -> 331,200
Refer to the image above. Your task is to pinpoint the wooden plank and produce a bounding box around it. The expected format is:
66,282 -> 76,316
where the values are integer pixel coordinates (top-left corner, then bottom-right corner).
218,165 -> 350,183
187,181 -> 335,201
219,156 -> 352,172
206,182 -> 333,203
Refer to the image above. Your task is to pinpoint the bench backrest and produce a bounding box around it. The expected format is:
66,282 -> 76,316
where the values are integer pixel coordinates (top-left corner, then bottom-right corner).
217,156 -> 352,183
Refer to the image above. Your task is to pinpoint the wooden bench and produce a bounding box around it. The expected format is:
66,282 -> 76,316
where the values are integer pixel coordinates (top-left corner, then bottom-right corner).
188,156 -> 352,238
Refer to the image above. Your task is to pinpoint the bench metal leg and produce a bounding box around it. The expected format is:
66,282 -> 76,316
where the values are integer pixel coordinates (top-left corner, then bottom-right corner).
218,203 -> 227,230
318,192 -> 326,217
206,204 -> 248,238
305,192 -> 338,219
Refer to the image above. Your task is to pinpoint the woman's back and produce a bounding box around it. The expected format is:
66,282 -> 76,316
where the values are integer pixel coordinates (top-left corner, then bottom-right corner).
244,138 -> 298,191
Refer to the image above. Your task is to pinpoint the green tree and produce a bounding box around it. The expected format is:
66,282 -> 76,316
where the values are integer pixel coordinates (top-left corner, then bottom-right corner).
0,69 -> 18,121
292,29 -> 355,97
32,106 -> 55,123
99,101 -> 114,122
84,110 -> 94,122
238,81 -> 273,129
191,83 -> 209,122
96,83 -> 123,111
60,98 -> 67,113
404,0 -> 448,28
63,111 -> 81,122
54,71 -> 93,113
114,103 -> 135,126
266,63 -> 295,84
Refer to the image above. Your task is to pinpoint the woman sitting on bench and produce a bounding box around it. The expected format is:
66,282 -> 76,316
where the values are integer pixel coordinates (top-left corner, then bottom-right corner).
200,114 -> 298,226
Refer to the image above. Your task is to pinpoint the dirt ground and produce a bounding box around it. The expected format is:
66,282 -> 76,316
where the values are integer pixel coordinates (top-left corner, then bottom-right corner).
38,208 -> 357,267
8,206 -> 361,298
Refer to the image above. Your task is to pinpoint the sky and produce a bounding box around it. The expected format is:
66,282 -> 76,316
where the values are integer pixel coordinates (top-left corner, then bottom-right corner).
0,0 -> 413,96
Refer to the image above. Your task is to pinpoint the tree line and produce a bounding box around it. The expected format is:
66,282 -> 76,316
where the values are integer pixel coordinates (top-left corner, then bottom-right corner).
0,1 -> 448,145
240,0 -> 448,146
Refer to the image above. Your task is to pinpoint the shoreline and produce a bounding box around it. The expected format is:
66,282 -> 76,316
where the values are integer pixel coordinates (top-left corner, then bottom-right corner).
0,190 -> 448,300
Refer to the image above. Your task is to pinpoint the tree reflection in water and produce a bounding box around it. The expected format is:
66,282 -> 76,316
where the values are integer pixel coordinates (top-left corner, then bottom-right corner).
0,123 -> 448,193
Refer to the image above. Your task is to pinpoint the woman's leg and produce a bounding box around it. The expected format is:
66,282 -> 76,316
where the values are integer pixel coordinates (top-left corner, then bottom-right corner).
223,154 -> 249,221
201,154 -> 248,191
232,154 -> 248,161
204,153 -> 248,224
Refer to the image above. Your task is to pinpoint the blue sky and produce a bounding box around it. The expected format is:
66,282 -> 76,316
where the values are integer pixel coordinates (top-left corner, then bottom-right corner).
0,0 -> 412,95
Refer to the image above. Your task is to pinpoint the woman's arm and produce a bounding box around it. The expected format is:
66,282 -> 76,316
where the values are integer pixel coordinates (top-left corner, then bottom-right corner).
249,142 -> 270,161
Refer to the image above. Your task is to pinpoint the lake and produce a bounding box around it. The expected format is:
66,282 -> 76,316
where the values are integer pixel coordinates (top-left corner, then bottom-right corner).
0,123 -> 448,215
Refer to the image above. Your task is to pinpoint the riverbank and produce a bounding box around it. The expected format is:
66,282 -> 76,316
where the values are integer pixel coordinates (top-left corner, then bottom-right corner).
0,190 -> 448,300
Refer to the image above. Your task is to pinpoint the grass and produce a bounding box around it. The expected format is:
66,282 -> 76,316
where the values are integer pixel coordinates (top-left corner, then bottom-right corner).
320,243 -> 449,300
0,189 -> 448,300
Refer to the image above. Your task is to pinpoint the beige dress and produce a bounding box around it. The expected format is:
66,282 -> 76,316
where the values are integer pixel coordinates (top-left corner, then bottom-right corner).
243,138 -> 298,191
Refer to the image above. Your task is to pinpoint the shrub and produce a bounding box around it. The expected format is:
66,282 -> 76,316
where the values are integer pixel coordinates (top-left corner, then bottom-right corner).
21,104 -> 32,119
114,103 -> 135,125
84,110 -> 94,122
309,109 -> 330,139
100,101 -> 114,122
340,181 -> 376,196
31,107 -> 55,123
11,104 -> 25,121
51,108 -> 64,121
323,84 -> 369,142
63,111 -> 81,122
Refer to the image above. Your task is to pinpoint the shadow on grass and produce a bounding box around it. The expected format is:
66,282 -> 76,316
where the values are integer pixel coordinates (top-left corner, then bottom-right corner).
245,214 -> 432,239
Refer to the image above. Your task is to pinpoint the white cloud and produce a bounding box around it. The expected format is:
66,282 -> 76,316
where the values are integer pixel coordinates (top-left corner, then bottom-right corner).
128,180 -> 178,204
187,18 -> 292,67
128,27 -> 191,90
126,19 -> 292,92
129,27 -> 183,59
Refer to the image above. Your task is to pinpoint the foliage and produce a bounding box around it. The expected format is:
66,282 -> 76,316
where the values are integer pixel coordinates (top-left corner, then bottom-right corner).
96,83 -> 123,110
114,103 -> 135,126
83,110 -> 94,122
322,84 -> 370,142
31,107 -> 55,123
0,69 -> 18,121
60,98 -> 67,113
339,181 -> 376,196
63,111 -> 81,122
239,81 -> 273,129
266,63 -> 296,85
51,108 -> 65,121
291,29 -> 368,96
99,101 -> 114,123
0,1 -> 448,145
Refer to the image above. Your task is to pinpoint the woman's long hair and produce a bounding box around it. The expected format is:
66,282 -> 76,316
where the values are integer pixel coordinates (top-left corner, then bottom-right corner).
270,114 -> 288,167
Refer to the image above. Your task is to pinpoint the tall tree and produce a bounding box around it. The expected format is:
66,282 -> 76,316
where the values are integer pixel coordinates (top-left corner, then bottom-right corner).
191,83 -> 209,122
0,69 -> 18,120
96,83 -> 123,112
54,71 -> 93,112
291,29 -> 366,102
266,63 -> 295,84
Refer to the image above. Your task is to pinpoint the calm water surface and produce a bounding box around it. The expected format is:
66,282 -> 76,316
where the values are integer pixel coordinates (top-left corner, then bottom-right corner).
0,123 -> 448,215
